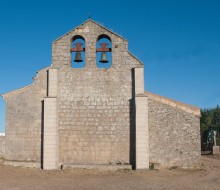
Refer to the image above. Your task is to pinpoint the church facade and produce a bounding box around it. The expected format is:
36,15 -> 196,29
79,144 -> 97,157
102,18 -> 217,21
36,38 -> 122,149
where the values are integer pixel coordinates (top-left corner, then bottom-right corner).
0,20 -> 201,170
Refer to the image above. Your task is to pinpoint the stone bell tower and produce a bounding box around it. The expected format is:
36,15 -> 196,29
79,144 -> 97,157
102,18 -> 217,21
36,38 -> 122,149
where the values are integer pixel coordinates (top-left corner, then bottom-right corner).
0,19 -> 201,171
42,19 -> 149,169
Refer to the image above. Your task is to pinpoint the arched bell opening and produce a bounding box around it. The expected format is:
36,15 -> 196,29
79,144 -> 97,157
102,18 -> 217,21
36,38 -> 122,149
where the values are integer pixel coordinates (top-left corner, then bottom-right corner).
96,34 -> 112,68
71,35 -> 86,68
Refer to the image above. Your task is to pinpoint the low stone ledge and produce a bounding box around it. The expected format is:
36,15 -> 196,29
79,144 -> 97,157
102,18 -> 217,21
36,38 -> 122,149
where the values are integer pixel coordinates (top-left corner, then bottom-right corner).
3,160 -> 41,168
62,164 -> 132,171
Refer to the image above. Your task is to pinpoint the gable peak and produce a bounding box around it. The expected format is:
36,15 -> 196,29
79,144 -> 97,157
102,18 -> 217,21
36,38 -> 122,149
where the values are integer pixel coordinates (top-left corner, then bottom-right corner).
54,19 -> 127,43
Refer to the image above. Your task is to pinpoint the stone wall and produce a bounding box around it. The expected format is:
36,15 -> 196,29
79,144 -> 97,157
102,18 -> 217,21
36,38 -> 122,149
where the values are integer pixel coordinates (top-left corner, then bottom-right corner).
52,20 -> 142,165
148,93 -> 201,168
58,67 -> 133,165
0,135 -> 5,160
2,68 -> 48,167
2,20 -> 143,168
1,19 -> 201,169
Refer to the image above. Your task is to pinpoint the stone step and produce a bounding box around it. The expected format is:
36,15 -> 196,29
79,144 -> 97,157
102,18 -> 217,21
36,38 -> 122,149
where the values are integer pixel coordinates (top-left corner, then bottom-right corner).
62,164 -> 132,170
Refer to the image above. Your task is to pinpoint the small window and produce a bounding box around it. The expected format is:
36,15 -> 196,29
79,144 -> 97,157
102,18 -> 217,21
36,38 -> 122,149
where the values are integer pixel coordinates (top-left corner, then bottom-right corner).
71,35 -> 86,68
96,34 -> 112,68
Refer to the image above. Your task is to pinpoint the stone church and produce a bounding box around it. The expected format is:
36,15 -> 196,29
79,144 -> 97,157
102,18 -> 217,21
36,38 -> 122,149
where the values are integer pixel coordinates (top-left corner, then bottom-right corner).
0,19 -> 201,170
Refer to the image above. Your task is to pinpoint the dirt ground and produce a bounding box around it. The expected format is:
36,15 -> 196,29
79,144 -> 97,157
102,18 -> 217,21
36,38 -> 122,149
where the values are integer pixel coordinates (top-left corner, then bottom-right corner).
0,155 -> 220,190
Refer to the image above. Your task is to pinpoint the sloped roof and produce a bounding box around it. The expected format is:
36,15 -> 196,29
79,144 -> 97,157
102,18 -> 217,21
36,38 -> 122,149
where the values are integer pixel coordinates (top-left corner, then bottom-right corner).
145,91 -> 200,116
1,66 -> 50,98
53,19 -> 128,42
1,84 -> 33,99
128,52 -> 144,66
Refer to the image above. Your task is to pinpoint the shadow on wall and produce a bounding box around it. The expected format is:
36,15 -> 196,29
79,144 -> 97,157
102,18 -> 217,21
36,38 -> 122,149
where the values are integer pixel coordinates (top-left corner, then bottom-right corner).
41,100 -> 44,169
130,68 -> 136,169
0,97 -> 5,133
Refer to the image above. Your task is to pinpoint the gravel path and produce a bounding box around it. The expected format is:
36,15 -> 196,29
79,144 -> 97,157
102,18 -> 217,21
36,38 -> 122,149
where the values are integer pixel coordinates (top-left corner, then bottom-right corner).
0,155 -> 220,190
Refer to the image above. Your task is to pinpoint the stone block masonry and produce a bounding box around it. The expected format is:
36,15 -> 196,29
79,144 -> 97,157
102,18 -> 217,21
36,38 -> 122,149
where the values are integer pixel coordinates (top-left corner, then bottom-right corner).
53,20 -> 142,167
0,135 -> 5,161
147,92 -> 201,168
135,96 -> 149,169
134,67 -> 149,169
43,97 -> 58,169
43,68 -> 59,170
57,67 -> 132,165
1,19 -> 201,169
2,68 -> 48,167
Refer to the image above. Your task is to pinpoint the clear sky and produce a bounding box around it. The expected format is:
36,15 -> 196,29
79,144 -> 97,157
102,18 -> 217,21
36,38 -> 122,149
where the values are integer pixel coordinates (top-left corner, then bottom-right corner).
0,0 -> 220,132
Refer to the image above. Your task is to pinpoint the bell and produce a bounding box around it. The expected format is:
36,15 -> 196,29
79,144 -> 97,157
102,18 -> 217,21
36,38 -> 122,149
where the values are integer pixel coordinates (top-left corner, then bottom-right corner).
74,52 -> 83,62
99,52 -> 108,63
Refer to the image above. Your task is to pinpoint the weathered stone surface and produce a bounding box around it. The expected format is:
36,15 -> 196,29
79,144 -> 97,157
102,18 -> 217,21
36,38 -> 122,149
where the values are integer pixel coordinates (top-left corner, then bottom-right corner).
0,135 -> 5,161
148,98 -> 201,168
2,67 -> 48,166
0,19 -> 201,169
62,164 -> 132,170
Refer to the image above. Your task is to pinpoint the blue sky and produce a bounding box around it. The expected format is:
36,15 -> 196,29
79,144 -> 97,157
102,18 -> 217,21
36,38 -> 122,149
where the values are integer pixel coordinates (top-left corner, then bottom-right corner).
0,0 -> 220,132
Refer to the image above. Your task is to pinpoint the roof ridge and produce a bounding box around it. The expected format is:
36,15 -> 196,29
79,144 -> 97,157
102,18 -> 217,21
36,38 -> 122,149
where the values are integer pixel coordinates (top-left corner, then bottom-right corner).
128,51 -> 144,65
1,84 -> 33,98
145,91 -> 200,116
